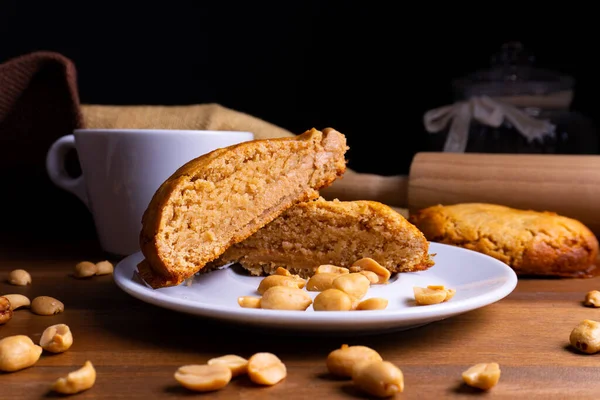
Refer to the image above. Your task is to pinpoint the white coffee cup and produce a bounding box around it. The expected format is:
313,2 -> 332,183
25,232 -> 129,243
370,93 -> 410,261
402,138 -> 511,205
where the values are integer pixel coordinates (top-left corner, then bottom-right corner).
46,129 -> 254,256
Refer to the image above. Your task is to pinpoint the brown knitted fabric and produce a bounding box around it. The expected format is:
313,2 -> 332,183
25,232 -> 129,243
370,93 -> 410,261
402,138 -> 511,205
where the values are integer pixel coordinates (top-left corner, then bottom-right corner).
0,51 -> 90,240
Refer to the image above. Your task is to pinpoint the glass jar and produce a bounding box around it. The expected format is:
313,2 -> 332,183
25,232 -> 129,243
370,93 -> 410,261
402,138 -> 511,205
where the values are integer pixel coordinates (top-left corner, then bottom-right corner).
424,42 -> 598,154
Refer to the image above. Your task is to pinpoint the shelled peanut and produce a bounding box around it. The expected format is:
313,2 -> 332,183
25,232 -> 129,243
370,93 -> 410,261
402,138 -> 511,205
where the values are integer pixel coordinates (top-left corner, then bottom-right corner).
51,361 -> 96,395
3,294 -> 31,310
583,290 -> 600,307
238,258 -> 391,312
0,335 -> 42,372
413,285 -> 456,306
569,319 -> 600,354
462,363 -> 501,390
40,324 -> 73,353
7,269 -> 31,286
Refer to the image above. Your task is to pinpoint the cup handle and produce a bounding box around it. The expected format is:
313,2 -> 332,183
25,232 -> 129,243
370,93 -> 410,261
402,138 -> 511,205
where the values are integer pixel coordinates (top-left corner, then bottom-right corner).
46,135 -> 89,207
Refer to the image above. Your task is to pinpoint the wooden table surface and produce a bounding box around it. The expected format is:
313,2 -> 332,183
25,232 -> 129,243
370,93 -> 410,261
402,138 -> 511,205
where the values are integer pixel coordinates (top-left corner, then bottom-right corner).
2,239 -> 600,399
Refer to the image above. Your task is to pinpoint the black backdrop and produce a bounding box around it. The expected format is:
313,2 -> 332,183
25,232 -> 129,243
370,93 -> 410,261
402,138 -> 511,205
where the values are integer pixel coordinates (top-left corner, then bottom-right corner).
2,2 -> 599,176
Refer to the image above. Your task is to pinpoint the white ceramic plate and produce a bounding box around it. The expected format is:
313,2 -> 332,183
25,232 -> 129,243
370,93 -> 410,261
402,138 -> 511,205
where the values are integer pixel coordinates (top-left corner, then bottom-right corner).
114,243 -> 517,334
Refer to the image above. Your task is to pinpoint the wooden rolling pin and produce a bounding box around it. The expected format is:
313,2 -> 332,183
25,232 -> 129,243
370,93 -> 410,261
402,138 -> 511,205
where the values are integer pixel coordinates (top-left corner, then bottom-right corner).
320,152 -> 600,236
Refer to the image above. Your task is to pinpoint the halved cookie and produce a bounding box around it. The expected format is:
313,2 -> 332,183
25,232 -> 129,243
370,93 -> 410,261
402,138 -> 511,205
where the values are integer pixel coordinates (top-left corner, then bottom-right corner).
138,128 -> 348,288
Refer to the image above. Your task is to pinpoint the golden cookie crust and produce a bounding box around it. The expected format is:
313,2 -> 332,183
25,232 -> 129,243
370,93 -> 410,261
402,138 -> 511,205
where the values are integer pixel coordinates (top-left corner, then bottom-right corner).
409,203 -> 599,277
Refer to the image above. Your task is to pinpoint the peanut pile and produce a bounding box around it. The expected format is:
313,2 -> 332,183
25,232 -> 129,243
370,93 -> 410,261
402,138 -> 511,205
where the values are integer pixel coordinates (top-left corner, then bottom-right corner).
238,258 -> 394,312
238,258 -> 457,312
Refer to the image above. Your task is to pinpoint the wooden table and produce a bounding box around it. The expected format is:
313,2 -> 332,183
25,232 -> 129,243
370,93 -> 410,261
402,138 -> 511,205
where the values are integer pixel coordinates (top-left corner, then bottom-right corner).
2,239 -> 600,399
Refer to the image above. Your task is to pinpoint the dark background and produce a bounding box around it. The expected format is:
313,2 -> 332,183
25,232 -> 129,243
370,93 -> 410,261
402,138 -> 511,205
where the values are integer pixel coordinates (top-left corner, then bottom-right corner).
2,2 -> 599,177
2,2 -> 600,243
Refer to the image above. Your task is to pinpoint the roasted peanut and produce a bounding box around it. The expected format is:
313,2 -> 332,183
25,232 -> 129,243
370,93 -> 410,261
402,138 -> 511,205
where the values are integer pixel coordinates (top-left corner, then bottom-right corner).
40,324 -> 73,353
356,298 -> 388,311
295,279 -> 307,289
306,273 -> 338,292
292,276 -> 306,289
332,273 -> 371,301
413,286 -> 454,305
274,267 -> 306,288
427,284 -> 445,290
208,354 -> 248,377
0,296 -> 13,325
428,284 -> 456,301
31,296 -> 64,316
0,335 -> 42,372
247,352 -> 287,385
359,270 -> 379,284
570,319 -> 600,354
275,267 -> 292,276
257,275 -> 303,295
174,364 -> 232,392
462,362 -> 501,390
8,269 -> 31,286
3,294 -> 30,310
584,290 -> 600,307
414,287 -> 446,305
74,261 -> 97,278
238,296 -> 261,309
95,260 -> 114,275
313,289 -> 353,311
316,265 -> 349,275
352,360 -> 404,397
326,344 -> 383,378
260,286 -> 312,311
351,258 -> 391,284
51,360 -> 96,395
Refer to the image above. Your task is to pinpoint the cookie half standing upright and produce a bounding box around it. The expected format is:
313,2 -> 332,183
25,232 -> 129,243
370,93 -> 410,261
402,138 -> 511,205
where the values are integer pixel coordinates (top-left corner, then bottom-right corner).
212,198 -> 435,277
138,127 -> 348,288
410,203 -> 599,277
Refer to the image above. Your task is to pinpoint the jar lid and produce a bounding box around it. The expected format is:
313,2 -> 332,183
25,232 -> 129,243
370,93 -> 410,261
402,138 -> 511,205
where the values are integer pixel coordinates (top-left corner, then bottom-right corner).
452,42 -> 574,100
